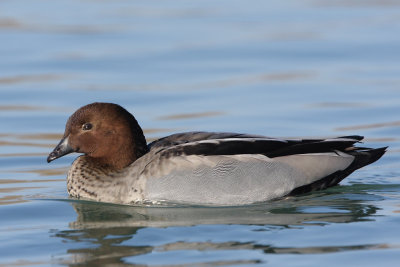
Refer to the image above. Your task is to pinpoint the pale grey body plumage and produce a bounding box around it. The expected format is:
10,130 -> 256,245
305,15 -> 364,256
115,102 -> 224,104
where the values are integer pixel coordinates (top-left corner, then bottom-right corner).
66,132 -> 383,205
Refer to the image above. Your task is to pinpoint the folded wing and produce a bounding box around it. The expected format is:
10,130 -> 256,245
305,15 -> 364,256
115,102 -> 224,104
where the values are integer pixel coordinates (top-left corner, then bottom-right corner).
143,132 -> 386,205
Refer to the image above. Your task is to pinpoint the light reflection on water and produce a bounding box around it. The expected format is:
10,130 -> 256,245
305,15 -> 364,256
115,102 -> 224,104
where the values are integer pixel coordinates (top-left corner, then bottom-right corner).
1,0 -> 400,266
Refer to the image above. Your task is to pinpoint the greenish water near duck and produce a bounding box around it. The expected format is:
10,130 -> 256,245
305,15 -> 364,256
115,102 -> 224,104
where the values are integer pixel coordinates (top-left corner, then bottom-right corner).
1,0 -> 400,266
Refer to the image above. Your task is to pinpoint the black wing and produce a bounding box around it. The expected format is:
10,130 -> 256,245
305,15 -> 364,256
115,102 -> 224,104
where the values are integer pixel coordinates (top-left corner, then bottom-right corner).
149,131 -> 364,158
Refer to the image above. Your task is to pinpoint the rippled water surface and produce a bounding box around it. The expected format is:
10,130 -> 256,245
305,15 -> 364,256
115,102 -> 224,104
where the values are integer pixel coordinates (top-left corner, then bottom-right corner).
1,0 -> 400,266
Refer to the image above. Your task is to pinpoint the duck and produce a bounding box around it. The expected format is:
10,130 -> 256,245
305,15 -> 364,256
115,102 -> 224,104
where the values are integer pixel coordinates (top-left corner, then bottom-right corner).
47,102 -> 387,206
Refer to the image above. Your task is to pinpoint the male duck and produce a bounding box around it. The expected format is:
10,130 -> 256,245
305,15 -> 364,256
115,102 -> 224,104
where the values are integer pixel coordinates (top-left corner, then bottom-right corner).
47,102 -> 386,205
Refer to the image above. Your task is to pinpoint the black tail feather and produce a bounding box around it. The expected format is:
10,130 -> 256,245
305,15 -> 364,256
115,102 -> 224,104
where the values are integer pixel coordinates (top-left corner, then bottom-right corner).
338,135 -> 364,141
288,146 -> 387,196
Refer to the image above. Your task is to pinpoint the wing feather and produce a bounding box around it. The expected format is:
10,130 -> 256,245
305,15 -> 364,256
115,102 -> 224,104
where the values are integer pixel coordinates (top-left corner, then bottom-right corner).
149,131 -> 363,159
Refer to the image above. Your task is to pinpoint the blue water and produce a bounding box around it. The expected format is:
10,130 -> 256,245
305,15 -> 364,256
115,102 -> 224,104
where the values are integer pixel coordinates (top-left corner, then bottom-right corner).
1,0 -> 400,266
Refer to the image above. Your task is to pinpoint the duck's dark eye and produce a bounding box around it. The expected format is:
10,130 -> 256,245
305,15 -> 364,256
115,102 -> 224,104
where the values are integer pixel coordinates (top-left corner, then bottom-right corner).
82,123 -> 93,131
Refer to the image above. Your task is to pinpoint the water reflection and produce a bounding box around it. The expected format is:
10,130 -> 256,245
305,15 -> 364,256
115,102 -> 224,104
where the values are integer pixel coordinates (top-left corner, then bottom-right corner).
84,71 -> 314,92
54,227 -> 151,266
157,111 -> 223,121
53,189 -> 381,265
0,18 -> 21,29
335,120 -> 400,131
0,74 -> 62,85
67,187 -> 381,228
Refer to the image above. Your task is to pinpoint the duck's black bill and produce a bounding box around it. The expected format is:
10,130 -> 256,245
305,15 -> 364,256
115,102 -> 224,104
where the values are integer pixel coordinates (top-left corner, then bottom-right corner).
47,136 -> 74,163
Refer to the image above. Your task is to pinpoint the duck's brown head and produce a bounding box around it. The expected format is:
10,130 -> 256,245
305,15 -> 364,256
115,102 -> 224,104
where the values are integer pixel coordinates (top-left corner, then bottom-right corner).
47,102 -> 149,170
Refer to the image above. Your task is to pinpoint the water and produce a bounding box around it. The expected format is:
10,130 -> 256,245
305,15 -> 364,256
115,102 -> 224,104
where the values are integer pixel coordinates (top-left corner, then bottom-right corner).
1,0 -> 400,266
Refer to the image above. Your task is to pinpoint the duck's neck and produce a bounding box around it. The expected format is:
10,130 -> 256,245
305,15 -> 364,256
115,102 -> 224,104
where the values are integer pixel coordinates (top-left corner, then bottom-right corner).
91,133 -> 149,171
94,154 -> 133,171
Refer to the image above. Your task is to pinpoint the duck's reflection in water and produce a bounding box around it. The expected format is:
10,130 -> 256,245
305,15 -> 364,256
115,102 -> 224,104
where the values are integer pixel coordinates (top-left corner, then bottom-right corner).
54,190 -> 380,265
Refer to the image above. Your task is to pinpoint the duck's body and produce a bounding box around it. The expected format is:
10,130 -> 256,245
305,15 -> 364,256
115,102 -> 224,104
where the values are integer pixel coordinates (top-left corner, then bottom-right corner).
48,103 -> 387,206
